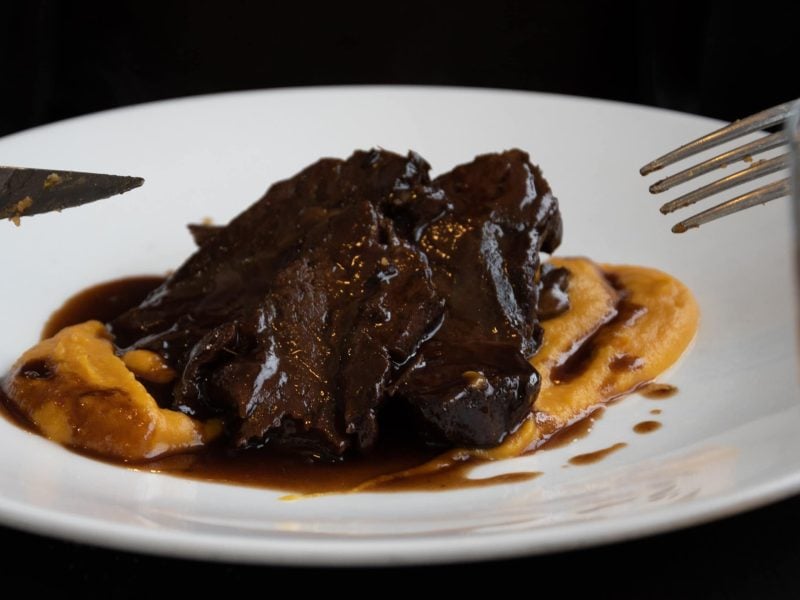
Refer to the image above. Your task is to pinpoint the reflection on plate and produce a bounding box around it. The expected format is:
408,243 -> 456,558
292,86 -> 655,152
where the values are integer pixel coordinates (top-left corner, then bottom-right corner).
0,87 -> 797,565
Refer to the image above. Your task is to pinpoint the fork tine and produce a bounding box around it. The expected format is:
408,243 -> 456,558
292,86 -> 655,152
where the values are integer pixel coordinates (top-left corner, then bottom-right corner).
649,131 -> 785,193
671,178 -> 790,233
659,154 -> 790,214
640,101 -> 794,175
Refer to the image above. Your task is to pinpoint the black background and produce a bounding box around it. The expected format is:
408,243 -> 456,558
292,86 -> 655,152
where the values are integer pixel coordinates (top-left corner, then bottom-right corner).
1,0 -> 798,136
1,1 -> 799,596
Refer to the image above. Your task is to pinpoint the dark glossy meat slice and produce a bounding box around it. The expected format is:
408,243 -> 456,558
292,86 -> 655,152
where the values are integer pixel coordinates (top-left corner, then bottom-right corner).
434,149 -> 562,349
189,202 -> 442,458
393,150 -> 562,447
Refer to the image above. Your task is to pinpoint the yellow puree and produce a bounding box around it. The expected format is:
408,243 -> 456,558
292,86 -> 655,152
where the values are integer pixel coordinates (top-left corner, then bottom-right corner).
2,257 -> 698,464
476,257 -> 698,460
3,321 -> 219,460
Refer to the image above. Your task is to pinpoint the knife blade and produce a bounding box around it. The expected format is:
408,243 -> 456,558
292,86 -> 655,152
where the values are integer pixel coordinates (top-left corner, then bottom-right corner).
0,166 -> 144,224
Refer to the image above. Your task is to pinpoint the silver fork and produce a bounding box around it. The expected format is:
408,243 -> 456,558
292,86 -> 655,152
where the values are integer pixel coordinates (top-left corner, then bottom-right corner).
640,99 -> 798,233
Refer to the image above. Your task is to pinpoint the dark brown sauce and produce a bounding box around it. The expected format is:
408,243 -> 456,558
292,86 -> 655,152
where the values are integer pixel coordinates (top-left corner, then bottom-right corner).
633,420 -> 661,434
1,385 -> 539,493
650,408 -> 662,415
550,296 -> 647,385
366,460 -> 541,493
568,442 -> 627,465
2,275 -> 545,494
42,276 -> 164,339
549,335 -> 598,385
535,407 -> 605,451
638,382 -> 678,399
0,387 -> 35,434
604,272 -> 625,291
609,353 -> 644,373
144,442 -> 444,494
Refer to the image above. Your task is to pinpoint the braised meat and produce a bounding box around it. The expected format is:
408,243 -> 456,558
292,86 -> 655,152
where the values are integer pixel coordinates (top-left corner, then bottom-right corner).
394,151 -> 562,447
111,149 -> 564,459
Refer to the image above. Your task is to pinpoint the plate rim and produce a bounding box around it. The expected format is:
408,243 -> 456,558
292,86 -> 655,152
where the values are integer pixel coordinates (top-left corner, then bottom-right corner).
2,469 -> 799,566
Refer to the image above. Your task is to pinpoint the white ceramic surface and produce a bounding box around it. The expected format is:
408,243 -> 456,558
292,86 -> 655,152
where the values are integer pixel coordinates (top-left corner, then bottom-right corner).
0,87 -> 797,566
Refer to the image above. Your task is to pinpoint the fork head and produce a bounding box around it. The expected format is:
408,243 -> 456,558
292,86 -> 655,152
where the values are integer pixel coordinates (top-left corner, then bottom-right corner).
640,100 -> 797,233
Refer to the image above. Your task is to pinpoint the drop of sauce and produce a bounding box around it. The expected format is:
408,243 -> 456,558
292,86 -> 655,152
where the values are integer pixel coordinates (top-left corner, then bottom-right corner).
650,408 -> 662,415
633,420 -> 661,434
535,407 -> 605,451
568,442 -> 627,465
638,382 -> 678,399
609,353 -> 644,372
549,336 -> 598,385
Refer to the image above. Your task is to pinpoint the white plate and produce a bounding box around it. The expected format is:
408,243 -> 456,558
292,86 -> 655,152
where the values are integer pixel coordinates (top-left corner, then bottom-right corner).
0,87 -> 797,566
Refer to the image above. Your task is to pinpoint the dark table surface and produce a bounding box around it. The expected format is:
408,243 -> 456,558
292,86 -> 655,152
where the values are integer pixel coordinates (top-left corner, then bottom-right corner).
2,1 -> 798,596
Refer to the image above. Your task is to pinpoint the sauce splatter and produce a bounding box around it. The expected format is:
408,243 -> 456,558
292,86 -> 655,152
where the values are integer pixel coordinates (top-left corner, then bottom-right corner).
633,420 -> 661,434
638,382 -> 678,399
568,442 -> 627,465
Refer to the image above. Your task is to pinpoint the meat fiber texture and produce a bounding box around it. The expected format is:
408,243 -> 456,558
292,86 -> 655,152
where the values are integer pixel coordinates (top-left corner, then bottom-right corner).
111,149 -> 564,460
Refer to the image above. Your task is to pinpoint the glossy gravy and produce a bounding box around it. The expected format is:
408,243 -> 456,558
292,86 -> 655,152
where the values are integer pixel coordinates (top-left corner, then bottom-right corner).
1,256 -> 697,494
